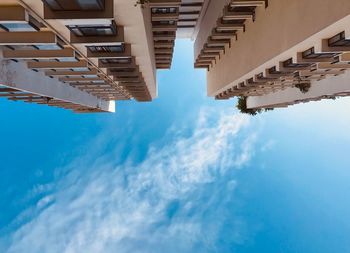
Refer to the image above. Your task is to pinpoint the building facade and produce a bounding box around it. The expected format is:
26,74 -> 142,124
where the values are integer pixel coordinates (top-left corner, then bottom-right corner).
1,0 -> 350,113
194,0 -> 350,110
0,0 -> 205,112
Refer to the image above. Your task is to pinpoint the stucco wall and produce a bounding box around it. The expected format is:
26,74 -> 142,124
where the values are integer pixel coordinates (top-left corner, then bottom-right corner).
204,0 -> 350,96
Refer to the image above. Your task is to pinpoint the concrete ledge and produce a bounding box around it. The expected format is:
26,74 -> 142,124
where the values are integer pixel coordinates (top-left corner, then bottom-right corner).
0,54 -> 114,112
247,71 -> 350,109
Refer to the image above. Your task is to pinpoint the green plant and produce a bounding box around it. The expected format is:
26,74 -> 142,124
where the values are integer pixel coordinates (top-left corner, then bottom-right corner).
236,96 -> 274,116
295,80 -> 311,93
236,96 -> 261,116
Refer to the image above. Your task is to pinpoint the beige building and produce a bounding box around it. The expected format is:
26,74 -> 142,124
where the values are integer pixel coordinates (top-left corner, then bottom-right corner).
0,0 -> 205,112
194,0 -> 350,110
1,0 -> 350,113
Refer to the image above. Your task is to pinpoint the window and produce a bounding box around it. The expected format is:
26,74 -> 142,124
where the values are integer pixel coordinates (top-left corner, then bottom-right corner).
0,16 -> 41,32
6,45 -> 37,50
57,57 -> 79,62
153,31 -> 176,36
43,0 -> 62,10
328,32 -> 350,47
35,45 -> 63,50
283,58 -> 311,68
82,75 -> 98,78
109,68 -> 135,73
0,23 -> 35,32
153,21 -> 176,26
302,48 -> 337,59
152,7 -> 177,14
267,66 -> 283,75
68,21 -> 117,37
88,45 -> 124,53
221,18 -> 245,25
247,78 -> 255,84
34,37 -> 64,50
100,58 -> 132,64
75,0 -> 104,10
43,0 -> 105,11
228,6 -> 255,13
72,68 -> 90,72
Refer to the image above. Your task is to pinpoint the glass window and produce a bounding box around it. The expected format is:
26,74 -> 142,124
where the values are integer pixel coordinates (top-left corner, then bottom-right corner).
0,23 -> 37,32
7,45 -> 37,50
76,0 -> 104,10
68,21 -> 117,37
283,58 -> 312,68
228,6 -> 255,12
153,31 -> 176,35
302,48 -> 337,59
88,45 -> 124,53
57,57 -> 79,62
36,44 -> 63,50
43,0 -> 105,11
72,68 -> 90,72
221,19 -> 245,25
83,75 -> 98,78
100,58 -> 132,64
153,21 -> 176,26
109,68 -> 135,73
42,0 -> 63,11
152,7 -> 177,14
328,32 -> 350,47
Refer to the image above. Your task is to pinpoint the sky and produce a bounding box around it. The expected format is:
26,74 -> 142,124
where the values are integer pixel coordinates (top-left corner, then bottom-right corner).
1,40 -> 350,253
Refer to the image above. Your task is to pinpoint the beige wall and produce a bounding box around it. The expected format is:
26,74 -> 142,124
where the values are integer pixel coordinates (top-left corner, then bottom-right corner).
247,70 -> 350,109
194,0 -> 229,59
16,0 -> 157,98
0,51 -> 115,112
114,1 -> 157,98
203,0 -> 350,96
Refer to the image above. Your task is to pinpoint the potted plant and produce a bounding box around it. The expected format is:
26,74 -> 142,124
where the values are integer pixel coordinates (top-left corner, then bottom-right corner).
236,96 -> 262,116
236,96 -> 273,115
295,82 -> 311,93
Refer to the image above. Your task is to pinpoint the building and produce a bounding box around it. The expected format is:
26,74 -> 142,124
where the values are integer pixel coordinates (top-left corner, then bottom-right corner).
1,0 -> 350,113
194,0 -> 350,110
0,0 -> 205,113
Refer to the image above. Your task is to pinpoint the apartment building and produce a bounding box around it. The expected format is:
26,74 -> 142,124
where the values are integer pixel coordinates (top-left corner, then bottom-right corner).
0,0 -> 205,112
2,0 -> 350,113
194,0 -> 350,110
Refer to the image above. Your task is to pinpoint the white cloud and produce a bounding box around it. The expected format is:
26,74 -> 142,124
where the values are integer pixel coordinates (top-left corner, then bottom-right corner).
3,108 -> 256,253
36,195 -> 54,209
260,139 -> 276,153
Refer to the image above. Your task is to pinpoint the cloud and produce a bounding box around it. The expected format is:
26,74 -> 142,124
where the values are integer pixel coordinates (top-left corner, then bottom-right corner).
3,108 -> 256,253
260,139 -> 276,153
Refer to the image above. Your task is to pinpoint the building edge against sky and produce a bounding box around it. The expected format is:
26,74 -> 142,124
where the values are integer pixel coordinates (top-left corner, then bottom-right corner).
0,0 -> 205,113
1,0 -> 350,113
194,0 -> 350,110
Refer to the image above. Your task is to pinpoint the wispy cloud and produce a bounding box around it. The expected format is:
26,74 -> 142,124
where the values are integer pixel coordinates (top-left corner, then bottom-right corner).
3,108 -> 256,253
260,139 -> 276,153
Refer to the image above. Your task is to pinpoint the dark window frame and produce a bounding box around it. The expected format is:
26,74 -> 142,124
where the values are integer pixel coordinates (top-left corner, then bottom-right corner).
43,0 -> 105,11
68,21 -> 117,37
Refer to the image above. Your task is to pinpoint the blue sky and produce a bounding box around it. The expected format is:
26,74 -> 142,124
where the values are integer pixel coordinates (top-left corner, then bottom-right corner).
1,40 -> 350,253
